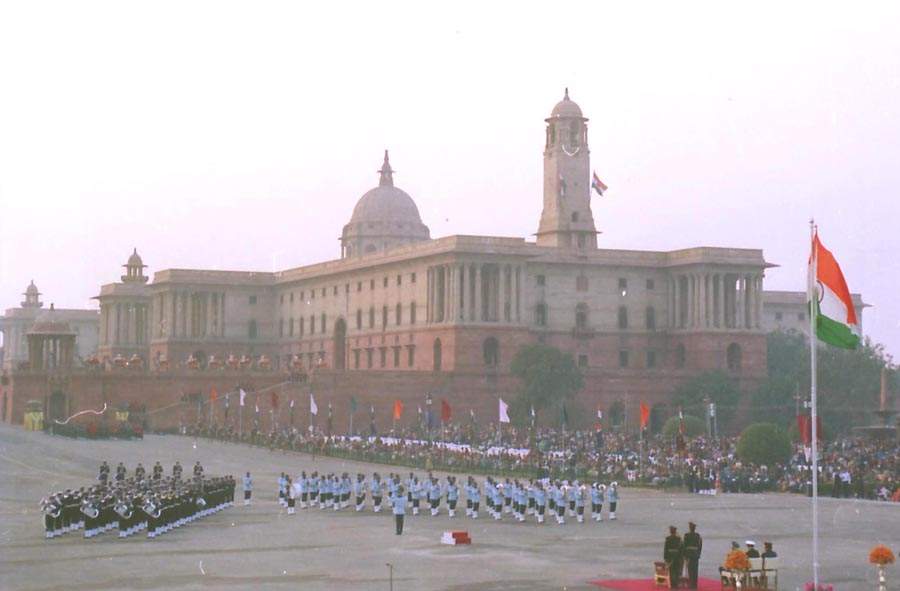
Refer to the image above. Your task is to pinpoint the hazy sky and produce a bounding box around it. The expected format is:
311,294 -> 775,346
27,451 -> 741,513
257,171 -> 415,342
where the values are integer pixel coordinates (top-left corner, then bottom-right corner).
1,2 -> 898,358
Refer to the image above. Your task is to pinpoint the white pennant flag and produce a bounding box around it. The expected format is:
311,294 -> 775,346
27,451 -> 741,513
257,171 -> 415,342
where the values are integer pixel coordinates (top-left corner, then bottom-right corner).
290,399 -> 295,408
310,393 -> 318,416
239,389 -> 246,407
498,398 -> 510,424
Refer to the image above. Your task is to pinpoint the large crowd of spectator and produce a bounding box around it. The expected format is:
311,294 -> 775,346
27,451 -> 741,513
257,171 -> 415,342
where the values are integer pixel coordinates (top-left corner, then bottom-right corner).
173,419 -> 899,502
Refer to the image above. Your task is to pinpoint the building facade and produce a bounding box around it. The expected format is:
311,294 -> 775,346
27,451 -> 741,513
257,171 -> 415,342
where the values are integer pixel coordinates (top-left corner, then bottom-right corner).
5,90 -> 862,431
0,281 -> 99,371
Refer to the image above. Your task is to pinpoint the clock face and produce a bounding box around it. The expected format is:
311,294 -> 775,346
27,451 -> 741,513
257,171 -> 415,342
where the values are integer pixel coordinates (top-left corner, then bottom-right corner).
561,121 -> 582,155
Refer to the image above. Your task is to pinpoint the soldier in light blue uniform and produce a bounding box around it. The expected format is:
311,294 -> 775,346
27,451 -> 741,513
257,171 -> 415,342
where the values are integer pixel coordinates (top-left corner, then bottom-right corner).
298,471 -> 309,509
533,483 -> 547,524
503,479 -> 513,514
445,476 -> 459,518
370,473 -> 384,512
527,480 -> 536,516
428,477 -> 442,516
354,474 -> 367,512
606,482 -> 619,520
242,472 -> 253,506
591,483 -> 605,521
277,473 -> 287,507
392,485 -> 407,535
554,485 -> 566,524
467,477 -> 480,519
575,484 -> 586,523
309,472 -> 319,508
410,477 -> 422,515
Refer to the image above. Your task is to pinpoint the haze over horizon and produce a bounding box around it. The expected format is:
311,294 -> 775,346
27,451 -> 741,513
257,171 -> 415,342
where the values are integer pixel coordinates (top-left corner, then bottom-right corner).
1,2 -> 898,358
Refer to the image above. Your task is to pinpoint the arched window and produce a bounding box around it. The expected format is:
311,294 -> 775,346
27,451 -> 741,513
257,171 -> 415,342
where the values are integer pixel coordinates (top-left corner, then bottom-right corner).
382,306 -> 388,328
617,306 -> 628,330
571,212 -> 580,222
356,309 -> 362,330
575,303 -> 589,329
410,302 -> 417,324
333,318 -> 346,370
674,343 -> 686,369
727,343 -> 742,372
645,306 -> 656,330
396,303 -> 402,325
535,303 -> 547,326
483,337 -> 499,367
365,244 -> 377,253
368,307 -> 375,328
433,338 -> 442,372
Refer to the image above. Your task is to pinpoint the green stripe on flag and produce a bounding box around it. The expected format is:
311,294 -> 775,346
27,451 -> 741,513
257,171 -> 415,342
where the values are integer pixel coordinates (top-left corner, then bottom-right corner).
813,301 -> 860,349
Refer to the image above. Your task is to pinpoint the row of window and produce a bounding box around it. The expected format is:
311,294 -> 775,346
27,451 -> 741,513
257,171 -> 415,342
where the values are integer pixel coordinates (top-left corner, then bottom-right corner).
277,303 -> 420,338
536,275 -> 655,295
538,304 -> 657,330
352,345 -> 416,369
277,273 -> 419,306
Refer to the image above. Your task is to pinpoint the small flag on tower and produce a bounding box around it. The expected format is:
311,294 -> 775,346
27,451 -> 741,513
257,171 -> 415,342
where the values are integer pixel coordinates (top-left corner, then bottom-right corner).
239,389 -> 246,407
310,394 -> 318,416
591,171 -> 607,196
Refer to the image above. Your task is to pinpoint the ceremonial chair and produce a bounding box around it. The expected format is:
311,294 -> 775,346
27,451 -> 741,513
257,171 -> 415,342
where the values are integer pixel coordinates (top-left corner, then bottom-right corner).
748,558 -> 765,588
654,561 -> 672,588
761,557 -> 779,590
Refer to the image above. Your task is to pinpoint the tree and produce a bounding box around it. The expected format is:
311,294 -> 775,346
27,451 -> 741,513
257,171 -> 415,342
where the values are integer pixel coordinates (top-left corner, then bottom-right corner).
752,330 -> 897,433
661,414 -> 705,439
736,423 -> 792,465
510,344 -> 584,427
672,370 -> 741,432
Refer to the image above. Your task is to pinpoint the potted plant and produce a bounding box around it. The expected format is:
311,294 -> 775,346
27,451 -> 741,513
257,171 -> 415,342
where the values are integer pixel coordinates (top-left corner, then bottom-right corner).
869,544 -> 895,591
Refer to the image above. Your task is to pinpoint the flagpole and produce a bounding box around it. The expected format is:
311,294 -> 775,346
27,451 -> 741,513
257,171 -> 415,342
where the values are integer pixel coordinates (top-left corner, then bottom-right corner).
809,219 -> 820,588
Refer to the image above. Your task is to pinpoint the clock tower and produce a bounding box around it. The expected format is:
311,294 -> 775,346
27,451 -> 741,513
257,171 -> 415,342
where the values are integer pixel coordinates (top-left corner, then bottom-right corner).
536,89 -> 598,249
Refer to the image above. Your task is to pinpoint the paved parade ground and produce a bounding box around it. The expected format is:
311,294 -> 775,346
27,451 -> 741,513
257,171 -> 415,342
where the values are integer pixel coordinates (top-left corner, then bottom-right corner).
0,423 -> 897,591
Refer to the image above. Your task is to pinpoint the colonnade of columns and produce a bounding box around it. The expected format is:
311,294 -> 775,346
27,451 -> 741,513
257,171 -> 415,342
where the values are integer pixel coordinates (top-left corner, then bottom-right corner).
27,334 -> 75,370
427,262 -> 522,324
156,290 -> 226,339
101,302 -> 150,346
668,271 -> 763,330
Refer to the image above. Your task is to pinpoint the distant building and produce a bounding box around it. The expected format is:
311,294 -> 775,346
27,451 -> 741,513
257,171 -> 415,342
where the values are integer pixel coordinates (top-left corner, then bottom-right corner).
0,90 -> 868,430
762,290 -> 866,338
0,281 -> 99,371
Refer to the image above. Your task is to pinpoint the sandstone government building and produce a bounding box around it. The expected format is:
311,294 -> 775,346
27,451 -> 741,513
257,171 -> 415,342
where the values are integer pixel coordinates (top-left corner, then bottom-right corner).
0,91 -> 865,432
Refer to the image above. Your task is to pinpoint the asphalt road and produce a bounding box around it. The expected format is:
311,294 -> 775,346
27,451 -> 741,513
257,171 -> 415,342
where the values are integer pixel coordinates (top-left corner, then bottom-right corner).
0,423 -> 896,590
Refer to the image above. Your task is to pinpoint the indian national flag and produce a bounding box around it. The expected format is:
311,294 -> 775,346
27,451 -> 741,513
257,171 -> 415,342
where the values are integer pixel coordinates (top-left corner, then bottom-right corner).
810,232 -> 860,349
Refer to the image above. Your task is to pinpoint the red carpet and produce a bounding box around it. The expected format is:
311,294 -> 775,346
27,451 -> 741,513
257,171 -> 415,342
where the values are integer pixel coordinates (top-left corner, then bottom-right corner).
589,577 -> 720,591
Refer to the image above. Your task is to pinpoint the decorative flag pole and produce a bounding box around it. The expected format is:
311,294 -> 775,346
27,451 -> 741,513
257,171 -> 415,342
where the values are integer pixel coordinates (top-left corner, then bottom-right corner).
808,220 -> 820,588
806,222 -> 860,586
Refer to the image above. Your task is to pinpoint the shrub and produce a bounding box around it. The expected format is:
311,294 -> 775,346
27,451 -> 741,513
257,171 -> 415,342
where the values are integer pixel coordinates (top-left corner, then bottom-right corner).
737,422 -> 791,465
661,415 -> 706,439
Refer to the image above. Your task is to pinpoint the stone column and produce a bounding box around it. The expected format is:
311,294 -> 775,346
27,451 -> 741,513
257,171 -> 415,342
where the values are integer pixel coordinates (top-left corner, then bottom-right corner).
512,265 -> 520,323
755,274 -> 763,329
186,292 -> 194,338
426,267 -> 433,323
206,292 -> 214,338
219,292 -> 226,337
701,273 -> 709,328
672,276 -> 680,329
474,264 -> 482,322
445,265 -> 452,323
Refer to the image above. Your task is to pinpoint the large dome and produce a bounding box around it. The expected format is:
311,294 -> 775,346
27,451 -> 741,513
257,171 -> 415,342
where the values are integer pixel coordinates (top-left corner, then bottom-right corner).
341,151 -> 430,258
349,184 -> 424,226
550,88 -> 584,119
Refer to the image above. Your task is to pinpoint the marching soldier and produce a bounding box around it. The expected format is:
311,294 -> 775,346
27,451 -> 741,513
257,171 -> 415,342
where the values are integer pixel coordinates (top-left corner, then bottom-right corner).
392,485 -> 407,535
152,461 -> 163,480
134,463 -> 146,481
173,461 -> 183,481
242,472 -> 253,506
683,522 -> 703,589
664,526 -> 684,588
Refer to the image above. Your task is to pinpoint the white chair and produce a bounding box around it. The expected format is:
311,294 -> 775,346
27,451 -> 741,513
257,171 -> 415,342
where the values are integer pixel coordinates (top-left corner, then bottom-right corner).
762,557 -> 780,590
748,558 -> 764,588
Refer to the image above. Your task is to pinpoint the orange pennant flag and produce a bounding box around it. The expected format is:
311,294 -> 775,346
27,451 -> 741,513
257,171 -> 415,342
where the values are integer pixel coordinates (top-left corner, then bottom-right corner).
393,399 -> 403,421
210,386 -> 218,403
639,402 -> 650,429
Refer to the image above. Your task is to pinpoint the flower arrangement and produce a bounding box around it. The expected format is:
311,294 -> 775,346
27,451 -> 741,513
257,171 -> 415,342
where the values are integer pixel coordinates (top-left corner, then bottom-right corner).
724,550 -> 750,571
803,584 -> 833,591
870,545 -> 896,566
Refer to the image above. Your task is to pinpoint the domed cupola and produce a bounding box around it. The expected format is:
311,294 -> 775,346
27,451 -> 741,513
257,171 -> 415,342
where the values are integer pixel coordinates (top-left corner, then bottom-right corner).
121,248 -> 148,283
341,150 -> 430,258
21,280 -> 43,308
